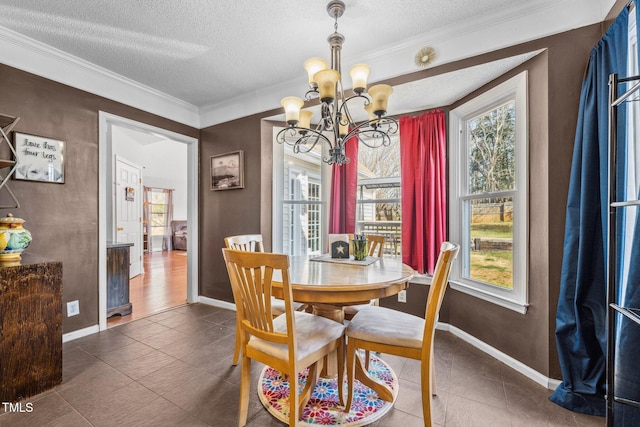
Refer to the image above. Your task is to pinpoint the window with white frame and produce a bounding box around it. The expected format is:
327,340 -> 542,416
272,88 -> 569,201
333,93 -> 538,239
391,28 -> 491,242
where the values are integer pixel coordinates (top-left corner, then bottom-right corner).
356,134 -> 402,257
449,71 -> 528,313
147,188 -> 170,251
620,10 -> 639,302
273,126 -> 330,256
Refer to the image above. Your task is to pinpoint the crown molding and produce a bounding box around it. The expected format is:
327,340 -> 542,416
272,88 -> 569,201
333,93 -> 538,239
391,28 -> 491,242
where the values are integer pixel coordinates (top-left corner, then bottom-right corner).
0,0 -> 611,130
0,25 -> 200,128
199,0 -> 608,128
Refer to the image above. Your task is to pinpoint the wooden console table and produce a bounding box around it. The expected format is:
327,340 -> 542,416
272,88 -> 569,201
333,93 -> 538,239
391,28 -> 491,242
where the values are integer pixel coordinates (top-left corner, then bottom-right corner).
107,242 -> 133,317
0,255 -> 63,402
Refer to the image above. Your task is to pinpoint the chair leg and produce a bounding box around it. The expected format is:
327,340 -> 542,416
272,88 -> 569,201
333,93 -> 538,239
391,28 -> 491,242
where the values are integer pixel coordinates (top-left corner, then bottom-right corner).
238,355 -> 251,427
232,317 -> 241,366
289,367 -> 300,427
431,352 -> 437,396
421,358 -> 433,427
364,350 -> 371,371
299,363 -> 318,413
337,338 -> 345,406
344,338 -> 357,413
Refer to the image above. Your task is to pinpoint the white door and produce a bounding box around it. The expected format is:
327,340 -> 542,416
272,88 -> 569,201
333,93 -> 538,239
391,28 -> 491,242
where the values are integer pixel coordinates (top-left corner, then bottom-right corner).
115,156 -> 143,278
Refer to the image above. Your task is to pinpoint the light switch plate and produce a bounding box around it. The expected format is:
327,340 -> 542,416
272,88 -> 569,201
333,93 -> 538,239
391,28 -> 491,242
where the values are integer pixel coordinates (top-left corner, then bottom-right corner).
398,290 -> 407,303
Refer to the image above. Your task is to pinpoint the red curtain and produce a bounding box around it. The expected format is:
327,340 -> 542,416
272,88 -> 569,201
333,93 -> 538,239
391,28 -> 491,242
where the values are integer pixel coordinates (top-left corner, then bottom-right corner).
400,110 -> 447,274
328,136 -> 359,234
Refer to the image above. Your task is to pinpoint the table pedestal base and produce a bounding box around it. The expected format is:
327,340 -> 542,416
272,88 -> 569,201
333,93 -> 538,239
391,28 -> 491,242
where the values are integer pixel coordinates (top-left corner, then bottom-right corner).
258,352 -> 398,426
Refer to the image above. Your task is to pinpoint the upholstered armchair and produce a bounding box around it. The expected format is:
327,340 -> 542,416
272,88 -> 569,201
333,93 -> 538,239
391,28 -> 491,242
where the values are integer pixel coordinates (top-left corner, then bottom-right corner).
171,220 -> 187,250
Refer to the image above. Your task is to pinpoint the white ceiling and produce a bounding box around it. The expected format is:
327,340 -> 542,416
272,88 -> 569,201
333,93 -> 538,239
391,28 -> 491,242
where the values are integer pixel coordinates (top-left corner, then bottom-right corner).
0,0 -> 615,127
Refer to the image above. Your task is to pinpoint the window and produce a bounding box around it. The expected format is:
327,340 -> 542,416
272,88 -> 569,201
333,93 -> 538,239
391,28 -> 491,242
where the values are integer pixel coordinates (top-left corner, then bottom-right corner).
149,190 -> 169,237
449,71 -> 528,313
273,126 -> 330,256
356,134 -> 401,257
621,11 -> 639,300
272,127 -> 401,257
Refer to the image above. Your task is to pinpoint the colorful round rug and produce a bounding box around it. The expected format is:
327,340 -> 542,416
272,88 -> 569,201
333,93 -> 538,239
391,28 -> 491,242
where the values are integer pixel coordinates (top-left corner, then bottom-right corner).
257,354 -> 398,426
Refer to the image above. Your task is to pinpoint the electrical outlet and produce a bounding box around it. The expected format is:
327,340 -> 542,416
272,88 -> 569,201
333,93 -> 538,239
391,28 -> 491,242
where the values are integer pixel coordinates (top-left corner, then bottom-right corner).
67,300 -> 80,317
397,290 -> 407,303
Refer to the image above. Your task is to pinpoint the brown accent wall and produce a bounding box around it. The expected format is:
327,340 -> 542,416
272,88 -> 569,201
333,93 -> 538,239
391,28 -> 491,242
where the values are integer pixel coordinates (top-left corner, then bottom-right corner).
199,112 -> 271,301
0,64 -> 198,333
199,24 -> 603,379
0,8 -> 611,377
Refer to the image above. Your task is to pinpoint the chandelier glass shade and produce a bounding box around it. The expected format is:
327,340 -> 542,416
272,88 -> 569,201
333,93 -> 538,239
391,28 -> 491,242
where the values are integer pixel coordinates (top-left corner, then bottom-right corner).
276,0 -> 398,166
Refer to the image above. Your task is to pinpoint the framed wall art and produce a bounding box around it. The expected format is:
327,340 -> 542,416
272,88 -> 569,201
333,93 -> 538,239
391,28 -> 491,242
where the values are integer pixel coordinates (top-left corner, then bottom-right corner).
13,132 -> 65,184
211,150 -> 244,191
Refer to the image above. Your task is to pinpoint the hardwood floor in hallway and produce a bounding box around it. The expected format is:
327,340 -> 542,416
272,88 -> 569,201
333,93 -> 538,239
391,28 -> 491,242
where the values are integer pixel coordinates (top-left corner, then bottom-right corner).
107,250 -> 187,327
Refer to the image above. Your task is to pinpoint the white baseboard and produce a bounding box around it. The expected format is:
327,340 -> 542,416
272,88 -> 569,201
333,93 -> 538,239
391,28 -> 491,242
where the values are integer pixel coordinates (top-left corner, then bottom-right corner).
62,324 -> 100,343
198,296 -> 236,311
437,322 -> 561,390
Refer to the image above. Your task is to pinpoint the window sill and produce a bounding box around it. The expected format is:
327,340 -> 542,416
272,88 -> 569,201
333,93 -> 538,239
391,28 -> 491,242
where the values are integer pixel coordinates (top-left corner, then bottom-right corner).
408,274 -> 528,314
449,280 -> 528,314
409,273 -> 432,285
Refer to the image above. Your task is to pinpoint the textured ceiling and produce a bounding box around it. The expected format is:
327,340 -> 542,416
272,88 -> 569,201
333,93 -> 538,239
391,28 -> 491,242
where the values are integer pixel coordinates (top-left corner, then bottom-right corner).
0,0 -> 615,124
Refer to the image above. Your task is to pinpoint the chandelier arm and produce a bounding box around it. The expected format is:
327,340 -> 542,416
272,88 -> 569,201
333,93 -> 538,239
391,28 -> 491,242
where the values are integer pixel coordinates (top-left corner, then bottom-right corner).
356,129 -> 392,148
275,126 -> 334,154
374,117 -> 399,135
321,102 -> 335,131
341,116 -> 398,148
337,93 -> 370,121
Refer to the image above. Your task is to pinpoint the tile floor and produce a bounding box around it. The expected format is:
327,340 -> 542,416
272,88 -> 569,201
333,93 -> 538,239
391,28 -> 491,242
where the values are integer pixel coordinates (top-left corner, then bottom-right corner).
1,304 -> 604,426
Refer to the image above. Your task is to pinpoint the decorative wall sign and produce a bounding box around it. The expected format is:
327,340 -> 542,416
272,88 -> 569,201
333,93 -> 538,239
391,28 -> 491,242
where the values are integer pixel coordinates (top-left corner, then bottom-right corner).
13,132 -> 65,184
211,150 -> 244,191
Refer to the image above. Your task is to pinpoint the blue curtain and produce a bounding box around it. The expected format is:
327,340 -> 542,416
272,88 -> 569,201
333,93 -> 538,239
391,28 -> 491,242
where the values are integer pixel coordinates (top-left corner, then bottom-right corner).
550,7 -> 629,416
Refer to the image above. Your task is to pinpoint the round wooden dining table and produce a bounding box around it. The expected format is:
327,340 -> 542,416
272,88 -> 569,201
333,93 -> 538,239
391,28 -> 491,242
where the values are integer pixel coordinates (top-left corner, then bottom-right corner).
271,255 -> 414,323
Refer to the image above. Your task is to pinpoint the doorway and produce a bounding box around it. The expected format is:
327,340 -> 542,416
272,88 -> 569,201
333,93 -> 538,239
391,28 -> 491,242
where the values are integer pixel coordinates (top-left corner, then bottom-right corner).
98,112 -> 199,331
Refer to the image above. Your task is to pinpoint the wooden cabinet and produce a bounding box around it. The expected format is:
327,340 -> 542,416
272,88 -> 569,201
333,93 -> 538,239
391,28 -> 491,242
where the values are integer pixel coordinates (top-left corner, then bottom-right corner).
107,242 -> 133,317
0,256 -> 62,402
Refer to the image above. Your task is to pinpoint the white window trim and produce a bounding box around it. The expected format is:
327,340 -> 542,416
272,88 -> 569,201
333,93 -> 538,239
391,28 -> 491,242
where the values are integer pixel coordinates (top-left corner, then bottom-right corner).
272,126 -> 330,254
449,71 -> 529,314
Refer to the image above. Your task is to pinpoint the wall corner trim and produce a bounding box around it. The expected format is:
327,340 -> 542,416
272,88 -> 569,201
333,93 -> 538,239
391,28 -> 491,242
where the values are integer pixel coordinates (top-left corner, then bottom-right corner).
62,324 -> 100,343
436,322 -> 561,390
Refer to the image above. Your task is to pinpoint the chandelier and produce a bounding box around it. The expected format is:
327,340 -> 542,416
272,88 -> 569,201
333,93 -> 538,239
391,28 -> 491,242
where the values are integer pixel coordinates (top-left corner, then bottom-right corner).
276,0 -> 398,166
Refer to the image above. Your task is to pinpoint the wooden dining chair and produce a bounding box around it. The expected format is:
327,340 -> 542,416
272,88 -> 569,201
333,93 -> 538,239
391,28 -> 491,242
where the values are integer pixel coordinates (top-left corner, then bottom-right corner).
343,242 -> 460,426
224,234 -> 305,366
222,249 -> 345,427
224,234 -> 265,253
343,234 -> 386,321
346,233 -> 385,257
364,234 -> 385,257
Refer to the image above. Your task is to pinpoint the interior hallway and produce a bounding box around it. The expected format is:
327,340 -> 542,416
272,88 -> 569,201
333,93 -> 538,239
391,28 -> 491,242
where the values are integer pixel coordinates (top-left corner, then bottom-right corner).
107,250 -> 188,328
